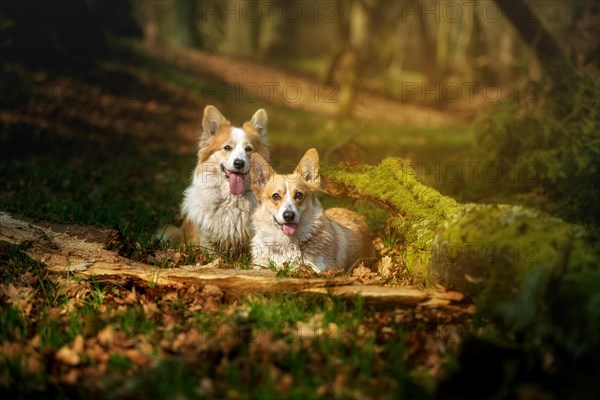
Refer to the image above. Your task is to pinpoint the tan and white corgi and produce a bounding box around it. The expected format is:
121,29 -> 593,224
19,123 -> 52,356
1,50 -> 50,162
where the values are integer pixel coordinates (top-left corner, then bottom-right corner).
165,105 -> 269,257
249,148 -> 375,272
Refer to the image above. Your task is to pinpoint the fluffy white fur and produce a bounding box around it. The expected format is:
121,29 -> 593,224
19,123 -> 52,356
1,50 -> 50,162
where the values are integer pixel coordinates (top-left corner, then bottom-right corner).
181,164 -> 257,256
173,105 -> 269,257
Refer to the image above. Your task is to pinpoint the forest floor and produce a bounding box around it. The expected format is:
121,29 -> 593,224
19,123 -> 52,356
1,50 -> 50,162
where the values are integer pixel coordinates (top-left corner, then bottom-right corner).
0,44 -> 557,398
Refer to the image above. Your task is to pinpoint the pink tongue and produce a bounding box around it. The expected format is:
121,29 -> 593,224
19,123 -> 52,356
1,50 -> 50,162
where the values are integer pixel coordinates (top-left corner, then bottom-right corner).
282,224 -> 296,235
229,173 -> 244,195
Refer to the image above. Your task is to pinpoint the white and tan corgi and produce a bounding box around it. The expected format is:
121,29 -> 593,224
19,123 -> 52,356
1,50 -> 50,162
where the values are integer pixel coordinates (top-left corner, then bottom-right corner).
165,105 -> 269,257
249,148 -> 375,272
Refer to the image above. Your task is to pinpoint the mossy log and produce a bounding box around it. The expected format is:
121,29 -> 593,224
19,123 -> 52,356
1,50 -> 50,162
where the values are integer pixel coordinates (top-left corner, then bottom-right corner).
322,158 -> 600,336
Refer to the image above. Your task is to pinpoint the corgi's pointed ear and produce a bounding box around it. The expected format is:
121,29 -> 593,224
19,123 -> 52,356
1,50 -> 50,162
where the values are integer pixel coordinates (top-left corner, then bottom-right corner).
250,152 -> 274,195
295,148 -> 320,189
250,109 -> 268,136
202,105 -> 226,136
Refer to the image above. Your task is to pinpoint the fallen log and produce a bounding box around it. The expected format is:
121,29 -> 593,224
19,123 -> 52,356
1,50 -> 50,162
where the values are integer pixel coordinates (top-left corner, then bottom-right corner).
0,212 -> 462,309
302,285 -> 428,305
322,158 -> 600,337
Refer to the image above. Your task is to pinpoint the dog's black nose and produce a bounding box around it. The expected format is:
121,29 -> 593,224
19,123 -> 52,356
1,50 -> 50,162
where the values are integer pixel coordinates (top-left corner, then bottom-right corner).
233,159 -> 245,170
282,210 -> 295,222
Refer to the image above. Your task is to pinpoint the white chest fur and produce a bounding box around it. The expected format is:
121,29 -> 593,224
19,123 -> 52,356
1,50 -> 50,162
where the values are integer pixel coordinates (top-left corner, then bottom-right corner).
250,212 -> 338,272
182,167 -> 256,255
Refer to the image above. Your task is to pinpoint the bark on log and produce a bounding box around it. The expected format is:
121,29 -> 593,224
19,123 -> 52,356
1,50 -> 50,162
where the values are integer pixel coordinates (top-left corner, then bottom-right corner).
0,212 -> 462,308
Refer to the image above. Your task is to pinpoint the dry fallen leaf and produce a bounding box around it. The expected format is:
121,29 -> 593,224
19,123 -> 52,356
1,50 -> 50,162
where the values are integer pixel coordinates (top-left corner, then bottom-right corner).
87,344 -> 110,364
198,377 -> 214,396
60,369 -> 80,385
97,326 -> 114,347
143,302 -> 160,318
125,348 -> 151,367
124,286 -> 138,305
1,283 -> 34,315
56,345 -> 80,366
295,313 -> 338,339
296,321 -> 322,338
72,334 -> 85,355
318,267 -> 344,279
351,264 -> 372,283
278,373 -> 294,394
202,284 -> 223,298
203,297 -> 220,312
136,336 -> 155,359
58,279 -> 90,300
377,256 -> 393,278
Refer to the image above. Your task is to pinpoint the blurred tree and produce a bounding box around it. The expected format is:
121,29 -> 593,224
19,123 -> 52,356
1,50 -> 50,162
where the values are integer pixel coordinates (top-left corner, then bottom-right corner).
435,3 -> 451,81
325,1 -> 406,116
495,0 -> 564,69
175,0 -> 202,48
248,0 -> 261,56
414,1 -> 438,85
328,1 -> 362,116
566,4 -> 600,68
265,0 -> 300,57
465,7 -> 497,83
469,2 -> 600,226
140,0 -> 204,49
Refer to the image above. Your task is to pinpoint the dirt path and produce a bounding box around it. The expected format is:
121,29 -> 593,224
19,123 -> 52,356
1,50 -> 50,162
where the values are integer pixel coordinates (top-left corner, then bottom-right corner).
144,45 -> 469,126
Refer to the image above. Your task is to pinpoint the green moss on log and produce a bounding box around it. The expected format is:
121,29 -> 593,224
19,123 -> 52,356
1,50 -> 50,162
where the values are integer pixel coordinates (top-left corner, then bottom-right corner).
431,203 -> 596,305
322,157 -> 599,299
322,158 -> 460,280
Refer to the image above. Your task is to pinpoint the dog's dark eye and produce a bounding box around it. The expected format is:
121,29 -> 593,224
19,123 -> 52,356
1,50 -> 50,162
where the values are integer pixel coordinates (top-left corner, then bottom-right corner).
223,145 -> 232,151
271,193 -> 281,201
245,146 -> 253,152
294,192 -> 304,200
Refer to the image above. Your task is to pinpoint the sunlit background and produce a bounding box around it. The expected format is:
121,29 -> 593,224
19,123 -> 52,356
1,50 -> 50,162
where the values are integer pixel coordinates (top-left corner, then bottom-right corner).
2,1 -> 598,233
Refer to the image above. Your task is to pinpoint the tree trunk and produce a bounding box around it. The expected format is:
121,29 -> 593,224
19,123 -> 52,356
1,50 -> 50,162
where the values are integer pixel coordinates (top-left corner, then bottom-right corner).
495,0 -> 565,65
175,0 -> 202,48
415,1 -> 438,84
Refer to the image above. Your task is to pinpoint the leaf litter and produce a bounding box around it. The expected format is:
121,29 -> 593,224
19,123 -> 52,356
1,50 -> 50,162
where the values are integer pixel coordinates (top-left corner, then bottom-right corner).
1,242 -> 472,398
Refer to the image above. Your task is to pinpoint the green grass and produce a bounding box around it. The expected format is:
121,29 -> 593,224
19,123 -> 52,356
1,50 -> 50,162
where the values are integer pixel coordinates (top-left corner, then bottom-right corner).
0,242 -> 46,283
122,357 -> 203,399
0,148 -> 190,245
115,306 -> 156,336
37,275 -> 64,308
108,353 -> 133,373
0,306 -> 28,342
0,356 -> 51,399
